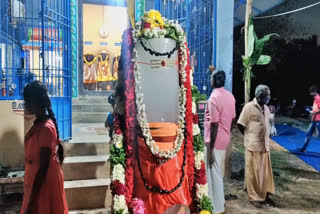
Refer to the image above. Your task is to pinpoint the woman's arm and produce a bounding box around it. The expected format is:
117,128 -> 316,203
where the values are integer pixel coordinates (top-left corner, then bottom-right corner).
25,147 -> 51,214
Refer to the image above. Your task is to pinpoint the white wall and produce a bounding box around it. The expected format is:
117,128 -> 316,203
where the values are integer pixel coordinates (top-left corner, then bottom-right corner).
216,0 -> 234,92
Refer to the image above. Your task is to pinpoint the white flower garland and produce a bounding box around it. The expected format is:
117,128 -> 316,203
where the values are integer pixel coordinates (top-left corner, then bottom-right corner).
132,21 -> 188,159
113,195 -> 129,214
193,123 -> 201,136
111,132 -> 129,213
196,183 -> 209,199
113,133 -> 124,149
112,164 -> 126,184
194,151 -> 205,170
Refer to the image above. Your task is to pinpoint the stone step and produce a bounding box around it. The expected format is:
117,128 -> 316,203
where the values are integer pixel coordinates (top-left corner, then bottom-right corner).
63,142 -> 110,157
72,103 -> 112,113
69,208 -> 110,214
73,97 -> 109,104
63,155 -> 110,181
64,178 -> 111,211
72,112 -> 108,123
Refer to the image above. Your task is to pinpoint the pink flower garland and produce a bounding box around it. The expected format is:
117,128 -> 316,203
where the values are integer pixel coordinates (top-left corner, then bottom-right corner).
130,198 -> 146,214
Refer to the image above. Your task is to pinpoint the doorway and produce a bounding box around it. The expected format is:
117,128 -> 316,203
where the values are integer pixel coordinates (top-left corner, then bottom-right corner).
78,0 -> 128,96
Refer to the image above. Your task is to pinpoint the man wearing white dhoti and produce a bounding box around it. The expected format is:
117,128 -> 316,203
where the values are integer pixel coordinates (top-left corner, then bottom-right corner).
204,70 -> 236,214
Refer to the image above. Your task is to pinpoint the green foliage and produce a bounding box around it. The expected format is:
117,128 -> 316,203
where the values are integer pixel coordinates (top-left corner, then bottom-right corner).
256,55 -> 271,65
193,134 -> 205,152
110,145 -> 126,167
242,18 -> 279,102
199,196 -> 214,213
191,85 -> 207,105
247,24 -> 255,58
242,18 -> 279,69
115,210 -> 125,214
166,26 -> 179,41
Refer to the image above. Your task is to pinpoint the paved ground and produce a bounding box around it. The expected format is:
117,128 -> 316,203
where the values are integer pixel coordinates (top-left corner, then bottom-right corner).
69,123 -> 109,143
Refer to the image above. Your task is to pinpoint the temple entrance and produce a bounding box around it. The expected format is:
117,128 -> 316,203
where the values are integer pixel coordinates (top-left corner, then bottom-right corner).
79,0 -> 128,96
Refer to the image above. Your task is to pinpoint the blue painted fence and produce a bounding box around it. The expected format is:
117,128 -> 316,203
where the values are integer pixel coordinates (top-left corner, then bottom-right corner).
157,0 -> 217,96
0,0 -> 72,140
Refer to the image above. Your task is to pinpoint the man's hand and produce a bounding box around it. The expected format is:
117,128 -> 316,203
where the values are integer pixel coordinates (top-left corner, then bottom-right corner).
209,150 -> 216,167
237,124 -> 245,135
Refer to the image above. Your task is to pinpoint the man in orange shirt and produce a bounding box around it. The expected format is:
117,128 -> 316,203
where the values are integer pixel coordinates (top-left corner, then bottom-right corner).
300,85 -> 320,152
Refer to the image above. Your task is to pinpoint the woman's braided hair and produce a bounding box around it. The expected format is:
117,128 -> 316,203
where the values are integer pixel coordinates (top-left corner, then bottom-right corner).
23,81 -> 64,164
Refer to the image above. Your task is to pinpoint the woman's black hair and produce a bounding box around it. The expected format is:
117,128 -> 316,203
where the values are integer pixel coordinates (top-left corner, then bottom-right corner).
211,70 -> 226,88
23,81 -> 64,164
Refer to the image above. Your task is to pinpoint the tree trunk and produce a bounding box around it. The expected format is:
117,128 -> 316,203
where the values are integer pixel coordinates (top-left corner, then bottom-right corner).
244,0 -> 253,104
245,68 -> 251,104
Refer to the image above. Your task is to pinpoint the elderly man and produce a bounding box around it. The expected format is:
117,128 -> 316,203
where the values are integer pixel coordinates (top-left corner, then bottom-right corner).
204,70 -> 236,214
237,85 -> 275,208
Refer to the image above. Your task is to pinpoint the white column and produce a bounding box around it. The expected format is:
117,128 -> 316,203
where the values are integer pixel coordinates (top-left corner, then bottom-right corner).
215,0 -> 234,92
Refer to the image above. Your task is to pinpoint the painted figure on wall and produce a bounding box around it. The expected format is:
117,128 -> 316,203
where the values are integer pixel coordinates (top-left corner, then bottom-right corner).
97,51 -> 113,82
83,53 -> 97,90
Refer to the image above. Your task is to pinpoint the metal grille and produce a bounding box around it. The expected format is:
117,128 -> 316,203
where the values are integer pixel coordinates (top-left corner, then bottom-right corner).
0,0 -> 72,140
158,0 -> 216,96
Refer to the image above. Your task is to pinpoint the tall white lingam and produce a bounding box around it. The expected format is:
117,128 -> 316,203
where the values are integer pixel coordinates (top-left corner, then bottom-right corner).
135,38 -> 180,123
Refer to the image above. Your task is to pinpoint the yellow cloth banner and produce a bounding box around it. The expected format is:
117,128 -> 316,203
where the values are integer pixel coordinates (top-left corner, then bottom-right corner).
127,0 -> 135,28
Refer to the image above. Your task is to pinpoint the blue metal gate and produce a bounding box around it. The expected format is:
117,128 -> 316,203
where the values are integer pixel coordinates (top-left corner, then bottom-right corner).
0,0 -> 72,140
157,0 -> 216,96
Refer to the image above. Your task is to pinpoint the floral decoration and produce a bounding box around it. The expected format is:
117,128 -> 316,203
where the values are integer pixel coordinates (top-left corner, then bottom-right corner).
134,10 -> 186,42
110,10 -> 213,214
114,195 -> 129,214
130,198 -> 146,214
191,81 -> 213,213
110,127 -> 129,213
132,11 -> 188,160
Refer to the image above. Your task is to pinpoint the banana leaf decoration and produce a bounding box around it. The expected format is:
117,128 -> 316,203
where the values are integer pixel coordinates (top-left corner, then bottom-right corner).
242,18 -> 279,76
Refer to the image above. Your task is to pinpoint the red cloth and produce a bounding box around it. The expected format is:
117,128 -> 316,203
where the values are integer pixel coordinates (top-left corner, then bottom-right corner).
312,95 -> 320,121
21,120 -> 68,214
133,123 -> 192,214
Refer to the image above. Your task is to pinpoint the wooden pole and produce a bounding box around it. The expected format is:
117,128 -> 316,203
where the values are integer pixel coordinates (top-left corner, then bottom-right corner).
244,0 -> 253,104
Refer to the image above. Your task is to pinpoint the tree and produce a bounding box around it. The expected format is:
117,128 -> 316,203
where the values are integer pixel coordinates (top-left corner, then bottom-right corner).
243,19 -> 278,103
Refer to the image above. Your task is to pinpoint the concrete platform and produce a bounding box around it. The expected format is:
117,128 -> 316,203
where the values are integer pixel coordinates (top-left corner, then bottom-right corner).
63,143 -> 110,157
63,155 -> 110,181
69,123 -> 110,144
73,103 -> 112,113
69,208 -> 110,214
72,97 -> 113,123
73,112 -> 109,123
65,178 -> 111,210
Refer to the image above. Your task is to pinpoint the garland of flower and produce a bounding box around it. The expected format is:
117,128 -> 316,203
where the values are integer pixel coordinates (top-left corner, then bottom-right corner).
191,86 -> 214,213
132,18 -> 188,160
110,114 -> 128,214
110,29 -> 136,214
121,29 -> 136,208
110,10 -> 214,214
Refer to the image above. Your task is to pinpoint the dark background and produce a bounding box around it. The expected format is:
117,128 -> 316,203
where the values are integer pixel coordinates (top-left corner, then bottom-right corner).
233,23 -> 320,117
